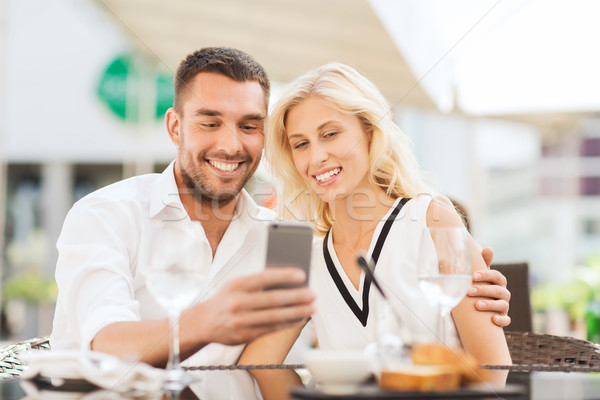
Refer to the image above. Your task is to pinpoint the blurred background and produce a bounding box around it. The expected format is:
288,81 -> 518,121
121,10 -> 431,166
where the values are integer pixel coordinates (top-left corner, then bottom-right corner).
1,0 -> 599,343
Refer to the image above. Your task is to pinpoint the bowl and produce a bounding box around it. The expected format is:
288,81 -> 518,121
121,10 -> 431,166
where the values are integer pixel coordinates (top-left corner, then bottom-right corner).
304,350 -> 373,394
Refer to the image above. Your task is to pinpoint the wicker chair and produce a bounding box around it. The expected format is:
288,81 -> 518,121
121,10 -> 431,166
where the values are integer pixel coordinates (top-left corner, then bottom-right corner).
496,331 -> 600,372
0,336 -> 50,379
491,263 -> 533,332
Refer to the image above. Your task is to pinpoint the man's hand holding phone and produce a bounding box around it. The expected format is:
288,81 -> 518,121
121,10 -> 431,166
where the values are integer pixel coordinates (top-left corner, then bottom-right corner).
196,267 -> 315,346
188,222 -> 316,347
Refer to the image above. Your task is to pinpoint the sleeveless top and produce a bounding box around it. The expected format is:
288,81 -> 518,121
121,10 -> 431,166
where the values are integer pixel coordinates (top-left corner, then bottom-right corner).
309,195 -> 461,350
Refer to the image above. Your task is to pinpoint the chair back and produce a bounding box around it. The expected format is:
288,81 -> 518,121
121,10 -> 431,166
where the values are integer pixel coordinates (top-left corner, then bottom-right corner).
0,336 -> 50,379
491,262 -> 532,332
504,331 -> 600,370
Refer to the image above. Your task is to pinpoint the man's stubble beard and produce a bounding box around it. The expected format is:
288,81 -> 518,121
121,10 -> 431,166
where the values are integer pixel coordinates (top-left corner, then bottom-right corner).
179,150 -> 261,209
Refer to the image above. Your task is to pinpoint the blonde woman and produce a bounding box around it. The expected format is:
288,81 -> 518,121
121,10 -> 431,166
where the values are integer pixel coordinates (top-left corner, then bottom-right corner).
239,63 -> 511,396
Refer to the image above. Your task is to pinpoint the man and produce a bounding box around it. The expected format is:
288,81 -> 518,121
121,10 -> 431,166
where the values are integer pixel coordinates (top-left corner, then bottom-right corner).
51,47 -> 510,368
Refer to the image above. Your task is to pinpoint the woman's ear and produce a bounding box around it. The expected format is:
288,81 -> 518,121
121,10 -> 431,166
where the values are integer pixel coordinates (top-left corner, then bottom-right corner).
165,107 -> 181,146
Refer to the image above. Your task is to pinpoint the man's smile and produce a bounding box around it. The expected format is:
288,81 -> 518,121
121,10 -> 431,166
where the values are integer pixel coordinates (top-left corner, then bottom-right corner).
208,160 -> 242,172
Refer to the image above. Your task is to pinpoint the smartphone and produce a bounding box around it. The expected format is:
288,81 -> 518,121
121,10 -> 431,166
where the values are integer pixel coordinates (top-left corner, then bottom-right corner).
265,221 -> 313,289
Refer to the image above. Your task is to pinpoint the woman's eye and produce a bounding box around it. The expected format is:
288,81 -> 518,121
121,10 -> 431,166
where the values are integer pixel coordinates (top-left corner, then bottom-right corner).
324,131 -> 339,139
293,141 -> 308,150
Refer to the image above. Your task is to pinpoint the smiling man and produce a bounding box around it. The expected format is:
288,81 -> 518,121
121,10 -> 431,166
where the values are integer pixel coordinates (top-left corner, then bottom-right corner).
50,47 -> 511,371
167,69 -> 267,251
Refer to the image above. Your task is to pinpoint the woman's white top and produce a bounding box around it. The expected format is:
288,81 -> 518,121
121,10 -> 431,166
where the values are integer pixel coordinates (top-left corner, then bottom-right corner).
309,195 -> 461,351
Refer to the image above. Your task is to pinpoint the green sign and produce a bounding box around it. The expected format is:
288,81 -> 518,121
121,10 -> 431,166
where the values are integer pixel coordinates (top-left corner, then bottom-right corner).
96,54 -> 174,122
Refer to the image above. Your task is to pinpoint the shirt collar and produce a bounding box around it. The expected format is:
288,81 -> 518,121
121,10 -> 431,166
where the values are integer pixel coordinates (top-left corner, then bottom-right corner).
149,161 -> 262,222
235,186 -> 261,223
149,161 -> 185,219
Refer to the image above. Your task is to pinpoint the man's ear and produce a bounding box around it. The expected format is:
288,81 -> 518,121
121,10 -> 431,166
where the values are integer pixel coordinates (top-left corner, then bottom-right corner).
165,107 -> 181,146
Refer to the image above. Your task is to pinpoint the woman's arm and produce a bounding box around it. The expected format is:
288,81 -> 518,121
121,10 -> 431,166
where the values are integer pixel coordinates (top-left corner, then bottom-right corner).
426,198 -> 511,384
238,322 -> 308,400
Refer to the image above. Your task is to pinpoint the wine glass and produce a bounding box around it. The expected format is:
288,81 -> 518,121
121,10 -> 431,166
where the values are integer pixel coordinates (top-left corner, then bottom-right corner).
417,226 -> 471,345
145,222 -> 205,391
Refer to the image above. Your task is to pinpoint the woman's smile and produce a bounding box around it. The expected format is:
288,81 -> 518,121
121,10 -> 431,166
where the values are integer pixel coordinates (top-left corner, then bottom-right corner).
313,167 -> 342,185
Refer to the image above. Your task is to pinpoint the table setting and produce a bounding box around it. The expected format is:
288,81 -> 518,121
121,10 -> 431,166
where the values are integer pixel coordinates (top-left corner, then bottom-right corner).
6,224 -> 600,400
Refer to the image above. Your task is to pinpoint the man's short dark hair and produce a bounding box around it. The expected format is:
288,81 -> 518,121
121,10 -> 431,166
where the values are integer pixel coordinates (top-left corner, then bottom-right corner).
174,47 -> 270,114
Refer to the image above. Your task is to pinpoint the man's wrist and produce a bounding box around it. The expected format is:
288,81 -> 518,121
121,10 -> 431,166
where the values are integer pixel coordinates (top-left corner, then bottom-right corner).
179,301 -> 212,352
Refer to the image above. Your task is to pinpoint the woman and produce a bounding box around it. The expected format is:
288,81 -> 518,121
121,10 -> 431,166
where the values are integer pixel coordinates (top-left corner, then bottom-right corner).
239,63 -> 511,395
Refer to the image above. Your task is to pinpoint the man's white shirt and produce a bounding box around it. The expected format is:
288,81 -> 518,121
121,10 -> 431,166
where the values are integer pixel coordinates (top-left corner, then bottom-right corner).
50,161 -> 275,366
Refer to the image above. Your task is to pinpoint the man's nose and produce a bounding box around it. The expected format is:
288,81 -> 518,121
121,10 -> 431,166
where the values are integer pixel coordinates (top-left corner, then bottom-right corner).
216,124 -> 244,154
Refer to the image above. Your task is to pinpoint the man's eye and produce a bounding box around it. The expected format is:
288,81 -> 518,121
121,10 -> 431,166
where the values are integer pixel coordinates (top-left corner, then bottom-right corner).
241,124 -> 258,131
201,123 -> 218,128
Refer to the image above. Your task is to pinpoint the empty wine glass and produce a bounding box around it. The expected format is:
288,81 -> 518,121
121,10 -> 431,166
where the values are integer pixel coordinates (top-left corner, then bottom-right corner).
145,222 -> 205,391
417,226 -> 471,345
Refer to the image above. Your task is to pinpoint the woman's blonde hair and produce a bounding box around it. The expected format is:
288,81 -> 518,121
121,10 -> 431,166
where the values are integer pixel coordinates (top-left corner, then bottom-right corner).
266,62 -> 431,236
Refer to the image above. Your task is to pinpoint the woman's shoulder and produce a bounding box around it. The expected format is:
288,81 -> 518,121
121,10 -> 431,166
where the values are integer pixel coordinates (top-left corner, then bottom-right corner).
420,194 -> 465,227
402,193 -> 458,212
392,194 -> 437,222
387,194 -> 453,230
404,193 -> 446,205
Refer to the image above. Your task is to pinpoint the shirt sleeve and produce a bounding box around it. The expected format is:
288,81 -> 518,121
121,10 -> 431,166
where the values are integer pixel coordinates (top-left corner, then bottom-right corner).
53,196 -> 142,352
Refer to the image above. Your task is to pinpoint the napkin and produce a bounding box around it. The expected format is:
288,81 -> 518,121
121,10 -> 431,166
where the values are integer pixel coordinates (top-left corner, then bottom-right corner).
19,350 -> 165,393
19,379 -> 154,400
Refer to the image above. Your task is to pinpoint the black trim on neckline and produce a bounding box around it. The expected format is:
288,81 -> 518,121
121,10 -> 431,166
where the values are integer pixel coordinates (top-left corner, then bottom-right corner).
323,197 -> 410,327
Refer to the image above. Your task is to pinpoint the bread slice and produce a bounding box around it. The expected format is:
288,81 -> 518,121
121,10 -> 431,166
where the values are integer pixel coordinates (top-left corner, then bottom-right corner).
410,343 -> 488,384
379,365 -> 461,391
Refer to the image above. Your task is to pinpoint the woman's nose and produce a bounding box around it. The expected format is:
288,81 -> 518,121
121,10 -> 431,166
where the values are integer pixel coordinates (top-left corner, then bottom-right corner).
310,143 -> 329,166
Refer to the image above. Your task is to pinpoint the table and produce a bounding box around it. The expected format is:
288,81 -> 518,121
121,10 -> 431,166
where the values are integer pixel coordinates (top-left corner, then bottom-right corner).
0,369 -> 262,400
291,372 -> 600,400
3,371 -> 600,399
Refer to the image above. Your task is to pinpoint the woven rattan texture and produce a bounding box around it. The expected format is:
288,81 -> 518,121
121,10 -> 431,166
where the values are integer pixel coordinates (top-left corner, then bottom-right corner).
505,331 -> 600,370
0,337 -> 50,379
